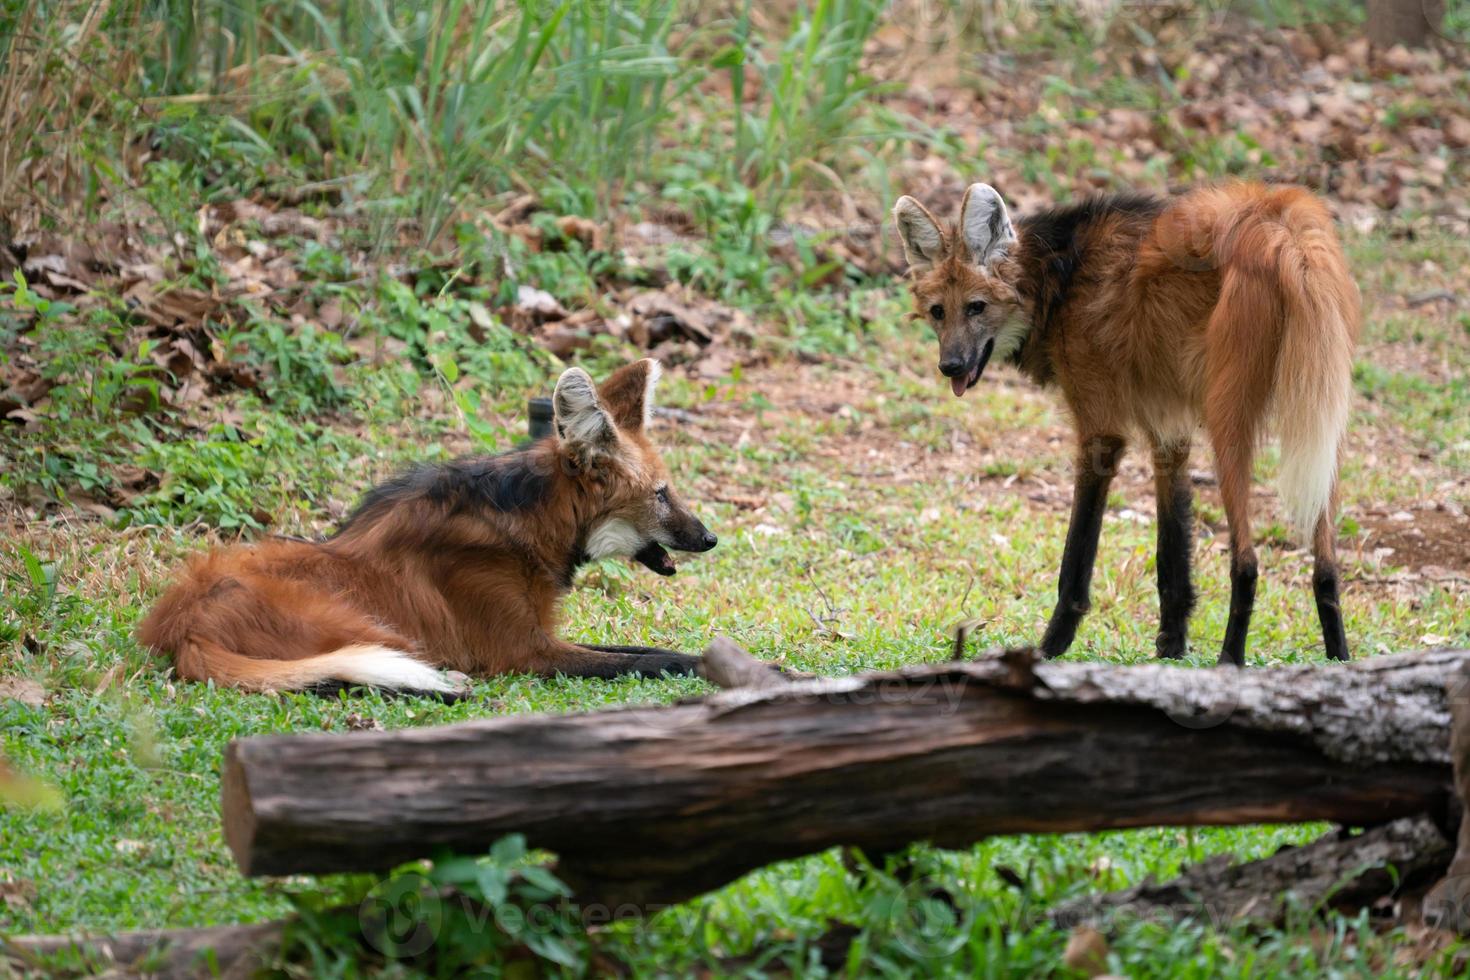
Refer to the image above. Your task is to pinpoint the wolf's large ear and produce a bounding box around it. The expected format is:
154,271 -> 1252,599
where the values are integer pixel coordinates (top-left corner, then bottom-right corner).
958,183 -> 1016,267
553,366 -> 617,466
598,358 -> 661,433
892,196 -> 946,272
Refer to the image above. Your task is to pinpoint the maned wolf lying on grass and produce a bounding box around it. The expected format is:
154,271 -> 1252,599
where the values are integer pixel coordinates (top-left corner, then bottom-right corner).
139,359 -> 716,696
893,181 -> 1359,667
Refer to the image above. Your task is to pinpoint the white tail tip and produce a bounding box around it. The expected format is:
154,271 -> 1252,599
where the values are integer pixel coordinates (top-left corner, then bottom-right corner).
315,645 -> 461,694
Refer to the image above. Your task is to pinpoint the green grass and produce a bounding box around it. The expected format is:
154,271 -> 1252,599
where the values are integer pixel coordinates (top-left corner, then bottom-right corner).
4,234 -> 1469,972
4,0 -> 1469,972
3,0 -> 898,245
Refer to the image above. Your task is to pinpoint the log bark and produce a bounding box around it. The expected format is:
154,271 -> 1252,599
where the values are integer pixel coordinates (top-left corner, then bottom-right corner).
2,922 -> 283,979
221,647 -> 1468,910
1424,660 -> 1470,930
1049,815 -> 1453,929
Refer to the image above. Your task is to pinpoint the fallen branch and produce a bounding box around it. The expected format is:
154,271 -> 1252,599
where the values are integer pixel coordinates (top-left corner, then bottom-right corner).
221,645 -> 1467,909
697,636 -> 791,689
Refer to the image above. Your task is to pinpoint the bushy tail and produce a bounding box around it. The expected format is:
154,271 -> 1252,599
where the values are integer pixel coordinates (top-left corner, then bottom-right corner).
176,640 -> 458,694
1269,196 -> 1360,541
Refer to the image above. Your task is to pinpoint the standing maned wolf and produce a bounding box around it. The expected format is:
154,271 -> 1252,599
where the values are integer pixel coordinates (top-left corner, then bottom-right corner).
139,359 -> 716,695
893,181 -> 1359,666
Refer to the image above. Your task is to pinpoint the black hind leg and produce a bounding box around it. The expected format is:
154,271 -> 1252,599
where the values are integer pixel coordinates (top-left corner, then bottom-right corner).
1152,440 -> 1196,659
1218,548 -> 1258,668
1312,509 -> 1350,661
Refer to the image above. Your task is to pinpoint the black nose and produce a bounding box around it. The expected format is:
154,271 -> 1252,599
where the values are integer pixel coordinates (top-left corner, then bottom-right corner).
938,358 -> 967,378
701,532 -> 718,550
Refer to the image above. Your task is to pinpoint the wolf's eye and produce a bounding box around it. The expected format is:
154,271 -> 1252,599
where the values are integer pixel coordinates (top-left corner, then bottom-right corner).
655,486 -> 670,504
965,300 -> 987,317
928,304 -> 944,320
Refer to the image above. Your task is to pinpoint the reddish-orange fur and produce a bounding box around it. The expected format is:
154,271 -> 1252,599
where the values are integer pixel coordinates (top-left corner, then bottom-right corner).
138,359 -> 714,692
894,181 -> 1359,664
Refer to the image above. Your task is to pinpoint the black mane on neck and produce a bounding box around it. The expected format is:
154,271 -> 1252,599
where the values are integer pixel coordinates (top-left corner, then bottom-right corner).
1017,191 -> 1165,337
335,446 -> 554,535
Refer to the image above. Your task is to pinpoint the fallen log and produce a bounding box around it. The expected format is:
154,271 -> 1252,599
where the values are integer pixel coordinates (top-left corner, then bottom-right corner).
222,646 -> 1468,909
1,922 -> 282,979
1048,815 -> 1454,929
1425,659 -> 1470,931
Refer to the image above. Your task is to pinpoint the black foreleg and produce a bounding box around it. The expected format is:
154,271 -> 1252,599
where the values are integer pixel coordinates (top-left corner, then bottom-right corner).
1039,435 -> 1126,658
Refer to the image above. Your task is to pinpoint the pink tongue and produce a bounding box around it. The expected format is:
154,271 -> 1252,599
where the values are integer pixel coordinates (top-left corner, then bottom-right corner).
951,375 -> 969,397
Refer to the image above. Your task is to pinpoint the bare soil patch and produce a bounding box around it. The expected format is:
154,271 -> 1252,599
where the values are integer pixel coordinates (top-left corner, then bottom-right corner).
1355,506 -> 1470,578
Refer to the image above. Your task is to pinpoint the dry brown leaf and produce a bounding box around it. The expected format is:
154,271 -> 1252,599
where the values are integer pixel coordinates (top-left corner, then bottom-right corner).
1445,116 -> 1470,150
0,876 -> 36,912
503,285 -> 567,333
626,287 -> 749,348
1062,925 -> 1110,977
541,326 -> 593,359
0,677 -> 45,708
494,193 -> 539,227
319,299 -> 344,330
0,368 -> 55,419
93,663 -> 124,694
345,712 -> 385,732
555,215 -> 602,251
693,344 -> 739,380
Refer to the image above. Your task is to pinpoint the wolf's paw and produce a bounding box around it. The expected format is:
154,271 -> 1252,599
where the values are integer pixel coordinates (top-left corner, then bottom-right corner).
637,653 -> 702,678
1155,633 -> 1188,660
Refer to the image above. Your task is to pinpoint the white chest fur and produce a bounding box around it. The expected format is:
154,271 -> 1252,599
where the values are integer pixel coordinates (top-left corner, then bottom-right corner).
584,518 -> 646,559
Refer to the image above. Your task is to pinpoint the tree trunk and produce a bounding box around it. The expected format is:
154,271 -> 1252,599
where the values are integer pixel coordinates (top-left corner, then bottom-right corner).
221,647 -> 1466,909
1367,0 -> 1443,49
